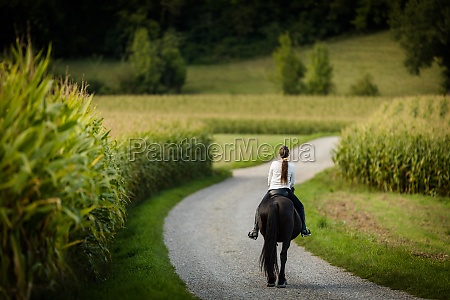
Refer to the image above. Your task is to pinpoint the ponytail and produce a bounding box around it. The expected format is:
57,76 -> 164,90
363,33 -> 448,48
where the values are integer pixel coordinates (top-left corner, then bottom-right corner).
279,146 -> 289,185
281,158 -> 288,185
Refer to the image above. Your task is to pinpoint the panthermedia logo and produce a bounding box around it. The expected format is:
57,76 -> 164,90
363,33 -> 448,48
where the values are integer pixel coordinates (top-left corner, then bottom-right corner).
128,138 -> 315,162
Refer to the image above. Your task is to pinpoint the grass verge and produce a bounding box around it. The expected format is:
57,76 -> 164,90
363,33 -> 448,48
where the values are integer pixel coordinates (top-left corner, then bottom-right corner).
295,168 -> 450,300
52,170 -> 230,300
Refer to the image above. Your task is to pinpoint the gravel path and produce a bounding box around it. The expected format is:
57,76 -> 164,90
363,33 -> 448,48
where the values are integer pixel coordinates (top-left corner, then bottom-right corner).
164,137 -> 422,300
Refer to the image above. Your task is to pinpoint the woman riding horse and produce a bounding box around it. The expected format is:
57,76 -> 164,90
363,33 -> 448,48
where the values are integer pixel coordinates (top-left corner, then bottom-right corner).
248,145 -> 311,239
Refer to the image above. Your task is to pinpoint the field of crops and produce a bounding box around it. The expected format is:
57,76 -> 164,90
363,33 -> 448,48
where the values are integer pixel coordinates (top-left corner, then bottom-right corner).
334,96 -> 450,196
0,47 -> 213,299
93,94 -> 389,136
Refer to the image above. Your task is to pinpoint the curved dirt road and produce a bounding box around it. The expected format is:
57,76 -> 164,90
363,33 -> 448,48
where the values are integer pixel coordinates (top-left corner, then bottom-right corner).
164,137 -> 422,300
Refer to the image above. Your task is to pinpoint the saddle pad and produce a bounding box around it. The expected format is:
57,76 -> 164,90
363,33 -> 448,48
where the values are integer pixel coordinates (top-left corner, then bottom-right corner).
268,189 -> 289,198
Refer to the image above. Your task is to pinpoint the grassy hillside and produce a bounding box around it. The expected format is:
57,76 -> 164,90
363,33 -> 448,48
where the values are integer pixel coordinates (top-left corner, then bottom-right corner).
54,31 -> 442,96
185,31 -> 442,95
316,31 -> 441,96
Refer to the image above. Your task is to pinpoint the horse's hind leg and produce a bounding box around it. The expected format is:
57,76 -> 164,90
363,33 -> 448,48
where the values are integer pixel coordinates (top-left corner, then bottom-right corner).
277,240 -> 290,288
267,276 -> 276,287
267,265 -> 276,287
267,255 -> 277,288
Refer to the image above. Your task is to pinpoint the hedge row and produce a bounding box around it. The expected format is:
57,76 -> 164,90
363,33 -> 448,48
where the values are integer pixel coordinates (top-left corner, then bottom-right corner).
0,45 -> 212,299
334,96 -> 450,196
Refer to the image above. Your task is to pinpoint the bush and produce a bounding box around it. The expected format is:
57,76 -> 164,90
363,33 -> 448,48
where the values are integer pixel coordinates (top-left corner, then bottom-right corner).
159,32 -> 187,93
85,77 -> 113,95
334,96 -> 450,196
128,27 -> 161,94
349,73 -> 380,96
123,28 -> 186,94
0,44 -> 128,299
272,32 -> 307,95
306,43 -> 334,95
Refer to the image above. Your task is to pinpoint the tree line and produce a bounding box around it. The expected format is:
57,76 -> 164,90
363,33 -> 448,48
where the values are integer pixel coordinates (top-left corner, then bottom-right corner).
1,0 -> 449,93
1,0 -> 392,61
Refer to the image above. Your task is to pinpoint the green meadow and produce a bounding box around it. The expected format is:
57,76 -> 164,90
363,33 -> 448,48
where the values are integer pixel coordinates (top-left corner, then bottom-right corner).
185,31 -> 442,95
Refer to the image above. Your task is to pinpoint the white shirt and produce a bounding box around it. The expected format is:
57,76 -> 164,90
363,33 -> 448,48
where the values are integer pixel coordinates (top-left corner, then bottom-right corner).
268,160 -> 296,190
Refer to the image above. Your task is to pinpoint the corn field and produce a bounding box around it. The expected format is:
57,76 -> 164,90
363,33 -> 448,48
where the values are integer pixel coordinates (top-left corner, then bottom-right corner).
0,45 -> 212,299
334,96 -> 450,196
93,95 -> 388,136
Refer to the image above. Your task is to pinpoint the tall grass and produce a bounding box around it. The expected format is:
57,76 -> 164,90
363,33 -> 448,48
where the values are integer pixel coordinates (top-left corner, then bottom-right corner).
334,96 -> 450,196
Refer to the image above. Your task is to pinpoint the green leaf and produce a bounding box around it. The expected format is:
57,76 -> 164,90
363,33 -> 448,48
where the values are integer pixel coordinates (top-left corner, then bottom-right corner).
57,120 -> 78,132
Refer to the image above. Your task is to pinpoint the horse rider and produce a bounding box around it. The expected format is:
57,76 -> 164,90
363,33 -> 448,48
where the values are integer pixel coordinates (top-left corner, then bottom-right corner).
248,145 -> 311,240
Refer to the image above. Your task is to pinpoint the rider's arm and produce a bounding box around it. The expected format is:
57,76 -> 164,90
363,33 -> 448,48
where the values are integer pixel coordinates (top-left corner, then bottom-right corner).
268,161 -> 275,186
289,163 -> 296,188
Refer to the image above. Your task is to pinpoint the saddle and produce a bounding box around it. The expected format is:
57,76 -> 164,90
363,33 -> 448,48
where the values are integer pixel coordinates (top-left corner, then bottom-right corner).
268,188 -> 289,198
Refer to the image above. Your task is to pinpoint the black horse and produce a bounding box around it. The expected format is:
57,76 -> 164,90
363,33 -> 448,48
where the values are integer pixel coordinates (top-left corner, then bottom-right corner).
257,195 -> 302,288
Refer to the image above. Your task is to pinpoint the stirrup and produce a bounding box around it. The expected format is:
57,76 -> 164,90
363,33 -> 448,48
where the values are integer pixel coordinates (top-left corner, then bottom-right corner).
301,228 -> 311,237
248,229 -> 258,240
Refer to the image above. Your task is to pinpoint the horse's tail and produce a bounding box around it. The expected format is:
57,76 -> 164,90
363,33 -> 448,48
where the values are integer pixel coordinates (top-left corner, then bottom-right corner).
259,201 -> 279,277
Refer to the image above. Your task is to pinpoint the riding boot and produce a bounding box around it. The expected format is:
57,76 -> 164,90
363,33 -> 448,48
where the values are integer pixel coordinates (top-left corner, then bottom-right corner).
249,192 -> 271,240
297,206 -> 311,237
248,210 -> 260,240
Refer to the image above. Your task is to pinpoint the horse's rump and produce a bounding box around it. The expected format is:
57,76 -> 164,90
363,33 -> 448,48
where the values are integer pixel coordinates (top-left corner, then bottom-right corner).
258,196 -> 301,241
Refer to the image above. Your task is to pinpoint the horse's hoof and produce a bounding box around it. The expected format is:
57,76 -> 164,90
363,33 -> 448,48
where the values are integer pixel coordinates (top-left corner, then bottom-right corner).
267,279 -> 276,287
277,279 -> 287,288
248,231 -> 258,240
